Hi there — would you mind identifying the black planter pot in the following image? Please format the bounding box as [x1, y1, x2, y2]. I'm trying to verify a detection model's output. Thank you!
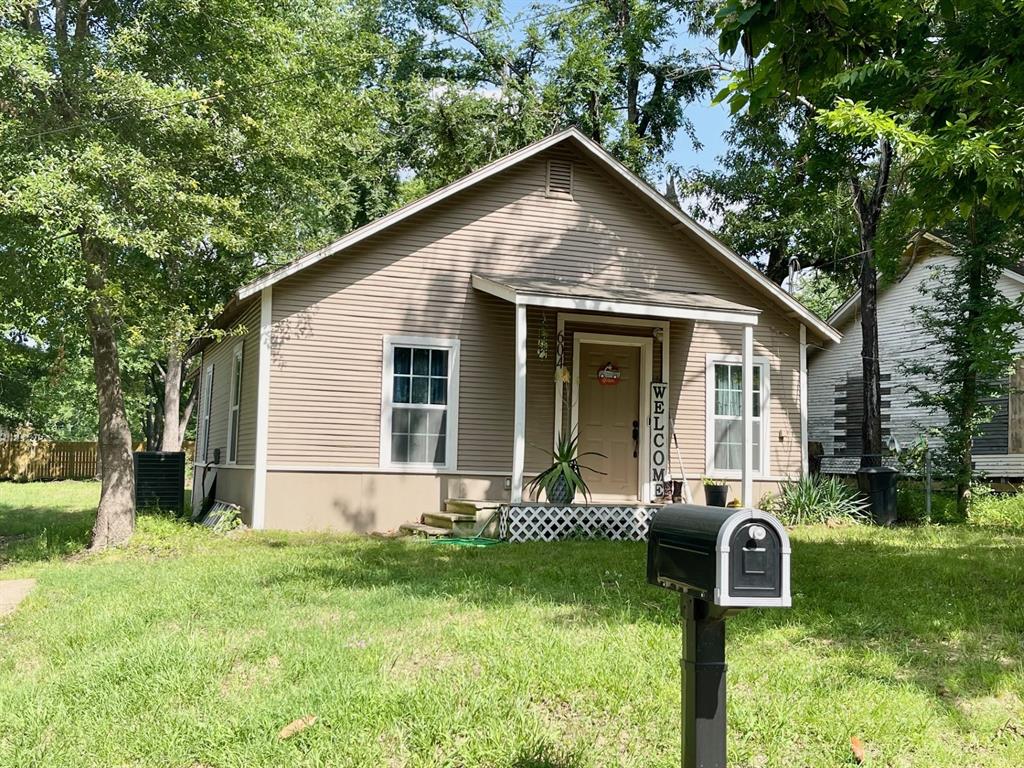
[704, 484, 729, 507]
[547, 474, 574, 504]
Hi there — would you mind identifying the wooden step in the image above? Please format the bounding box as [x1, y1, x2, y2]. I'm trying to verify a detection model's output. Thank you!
[399, 522, 450, 538]
[445, 498, 502, 515]
[423, 511, 475, 531]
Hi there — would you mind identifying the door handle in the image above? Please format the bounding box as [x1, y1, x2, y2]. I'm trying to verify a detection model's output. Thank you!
[632, 420, 639, 457]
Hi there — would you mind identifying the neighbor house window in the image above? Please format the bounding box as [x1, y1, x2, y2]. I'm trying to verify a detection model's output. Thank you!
[705, 355, 770, 475]
[381, 336, 460, 469]
[226, 344, 243, 463]
[199, 363, 214, 462]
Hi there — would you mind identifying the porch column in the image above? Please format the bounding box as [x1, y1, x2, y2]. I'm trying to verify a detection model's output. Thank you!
[511, 302, 527, 502]
[742, 323, 754, 507]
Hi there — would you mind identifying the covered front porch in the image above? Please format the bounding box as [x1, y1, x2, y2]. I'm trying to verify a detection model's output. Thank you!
[471, 274, 765, 509]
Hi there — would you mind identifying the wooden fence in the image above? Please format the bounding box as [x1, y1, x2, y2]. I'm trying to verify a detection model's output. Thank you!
[0, 441, 194, 482]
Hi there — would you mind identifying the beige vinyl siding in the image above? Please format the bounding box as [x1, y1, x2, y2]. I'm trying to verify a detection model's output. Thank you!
[199, 300, 260, 466]
[267, 144, 805, 481]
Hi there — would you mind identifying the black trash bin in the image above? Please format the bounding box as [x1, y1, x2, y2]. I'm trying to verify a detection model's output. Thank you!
[856, 466, 899, 525]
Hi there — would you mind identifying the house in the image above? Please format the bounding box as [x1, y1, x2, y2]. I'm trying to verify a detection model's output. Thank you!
[808, 233, 1024, 478]
[192, 128, 839, 534]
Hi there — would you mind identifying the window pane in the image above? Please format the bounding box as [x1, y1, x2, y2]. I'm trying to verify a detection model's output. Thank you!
[431, 435, 446, 464]
[408, 409, 429, 435]
[229, 419, 239, 461]
[413, 348, 430, 375]
[753, 367, 762, 418]
[411, 376, 429, 404]
[430, 377, 447, 405]
[394, 347, 411, 375]
[409, 433, 428, 463]
[232, 357, 243, 404]
[392, 408, 410, 434]
[392, 434, 409, 463]
[430, 349, 448, 377]
[714, 419, 742, 470]
[427, 410, 446, 436]
[393, 376, 410, 404]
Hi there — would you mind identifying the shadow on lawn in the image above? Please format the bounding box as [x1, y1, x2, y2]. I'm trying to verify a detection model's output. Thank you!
[0, 497, 96, 566]
[254, 529, 1024, 705]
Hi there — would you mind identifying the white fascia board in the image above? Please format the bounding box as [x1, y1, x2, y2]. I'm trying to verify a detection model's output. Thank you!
[518, 293, 759, 326]
[472, 275, 759, 325]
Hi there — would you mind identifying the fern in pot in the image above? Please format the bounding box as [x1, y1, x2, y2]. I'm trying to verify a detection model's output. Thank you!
[528, 432, 605, 504]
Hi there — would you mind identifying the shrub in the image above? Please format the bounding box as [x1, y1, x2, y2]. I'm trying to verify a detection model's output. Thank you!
[896, 482, 960, 524]
[968, 486, 1024, 530]
[763, 475, 870, 526]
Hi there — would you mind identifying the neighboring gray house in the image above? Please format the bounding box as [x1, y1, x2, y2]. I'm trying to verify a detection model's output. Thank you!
[808, 233, 1024, 479]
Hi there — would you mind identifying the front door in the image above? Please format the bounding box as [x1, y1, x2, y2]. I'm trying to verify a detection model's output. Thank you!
[577, 343, 641, 500]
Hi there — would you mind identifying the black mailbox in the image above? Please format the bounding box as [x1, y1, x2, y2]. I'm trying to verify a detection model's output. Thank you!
[647, 504, 791, 608]
[647, 505, 792, 768]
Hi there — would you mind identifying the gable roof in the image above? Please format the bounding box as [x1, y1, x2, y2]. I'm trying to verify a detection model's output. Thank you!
[236, 128, 839, 343]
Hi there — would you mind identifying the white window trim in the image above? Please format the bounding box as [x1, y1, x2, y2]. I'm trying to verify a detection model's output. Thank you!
[226, 342, 243, 465]
[199, 362, 214, 463]
[705, 353, 771, 479]
[379, 335, 461, 471]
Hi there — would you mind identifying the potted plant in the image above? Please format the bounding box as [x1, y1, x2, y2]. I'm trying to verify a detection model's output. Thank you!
[527, 432, 605, 504]
[702, 476, 729, 507]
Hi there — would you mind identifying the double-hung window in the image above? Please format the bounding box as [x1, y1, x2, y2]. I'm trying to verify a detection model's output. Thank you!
[381, 336, 460, 469]
[706, 354, 770, 475]
[226, 344, 243, 463]
[199, 363, 215, 462]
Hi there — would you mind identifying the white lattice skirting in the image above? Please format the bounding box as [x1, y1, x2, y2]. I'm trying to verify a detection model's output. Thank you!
[499, 504, 660, 542]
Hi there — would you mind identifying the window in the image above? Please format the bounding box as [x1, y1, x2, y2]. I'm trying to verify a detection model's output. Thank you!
[199, 363, 214, 462]
[381, 336, 460, 469]
[226, 344, 243, 463]
[706, 355, 770, 475]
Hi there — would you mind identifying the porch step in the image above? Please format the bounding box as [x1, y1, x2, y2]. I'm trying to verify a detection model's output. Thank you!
[399, 522, 450, 538]
[445, 498, 502, 515]
[423, 511, 476, 531]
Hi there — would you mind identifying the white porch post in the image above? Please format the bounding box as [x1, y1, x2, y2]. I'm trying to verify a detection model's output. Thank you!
[742, 323, 754, 507]
[511, 302, 527, 502]
[799, 323, 809, 477]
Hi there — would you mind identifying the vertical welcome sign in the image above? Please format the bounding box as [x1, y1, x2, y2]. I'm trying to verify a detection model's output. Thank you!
[650, 382, 669, 498]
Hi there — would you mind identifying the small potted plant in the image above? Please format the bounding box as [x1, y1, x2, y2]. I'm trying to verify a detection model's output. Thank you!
[702, 476, 729, 507]
[528, 432, 605, 504]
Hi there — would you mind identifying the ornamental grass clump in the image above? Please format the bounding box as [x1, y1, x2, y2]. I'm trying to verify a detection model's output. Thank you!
[764, 475, 870, 526]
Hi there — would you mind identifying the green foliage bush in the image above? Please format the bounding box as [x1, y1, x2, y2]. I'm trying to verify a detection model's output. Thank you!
[761, 475, 870, 526]
[968, 486, 1024, 530]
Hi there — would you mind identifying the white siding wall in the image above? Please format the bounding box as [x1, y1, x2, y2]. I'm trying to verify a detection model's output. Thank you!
[809, 252, 1024, 466]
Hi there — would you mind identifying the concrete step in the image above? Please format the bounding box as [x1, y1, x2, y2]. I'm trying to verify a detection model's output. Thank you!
[422, 511, 476, 531]
[399, 522, 450, 538]
[445, 498, 502, 515]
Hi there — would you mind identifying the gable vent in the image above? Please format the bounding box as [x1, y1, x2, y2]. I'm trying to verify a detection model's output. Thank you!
[546, 159, 574, 198]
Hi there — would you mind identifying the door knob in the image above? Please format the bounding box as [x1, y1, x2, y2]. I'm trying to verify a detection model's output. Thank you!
[632, 420, 639, 457]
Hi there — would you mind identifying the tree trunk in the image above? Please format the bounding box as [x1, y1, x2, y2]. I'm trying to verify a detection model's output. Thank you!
[956, 372, 976, 519]
[859, 245, 883, 466]
[851, 139, 893, 469]
[83, 237, 135, 550]
[160, 347, 183, 451]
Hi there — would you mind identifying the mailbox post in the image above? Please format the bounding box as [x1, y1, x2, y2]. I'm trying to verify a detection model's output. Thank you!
[648, 505, 791, 768]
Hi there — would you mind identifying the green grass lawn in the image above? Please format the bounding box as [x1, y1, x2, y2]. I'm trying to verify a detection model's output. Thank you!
[1, 482, 1022, 767]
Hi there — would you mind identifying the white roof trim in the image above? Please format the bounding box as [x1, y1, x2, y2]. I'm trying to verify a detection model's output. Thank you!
[471, 274, 759, 326]
[236, 128, 839, 342]
[827, 232, 986, 331]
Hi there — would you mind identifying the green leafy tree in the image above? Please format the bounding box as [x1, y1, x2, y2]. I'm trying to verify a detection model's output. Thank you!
[0, 0, 419, 547]
[904, 217, 1024, 518]
[681, 103, 861, 287]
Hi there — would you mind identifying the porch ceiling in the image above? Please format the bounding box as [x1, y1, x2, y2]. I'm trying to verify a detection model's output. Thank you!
[471, 274, 760, 325]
